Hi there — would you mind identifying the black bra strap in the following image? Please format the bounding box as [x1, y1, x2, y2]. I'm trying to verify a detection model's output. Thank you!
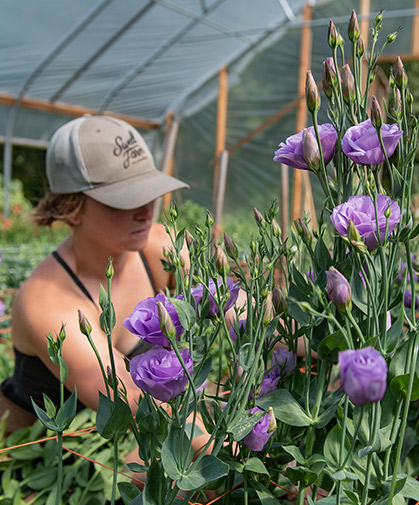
[52, 251, 96, 306]
[139, 250, 157, 295]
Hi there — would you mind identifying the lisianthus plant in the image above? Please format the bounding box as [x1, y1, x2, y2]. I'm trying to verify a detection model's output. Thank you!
[47, 10, 419, 505]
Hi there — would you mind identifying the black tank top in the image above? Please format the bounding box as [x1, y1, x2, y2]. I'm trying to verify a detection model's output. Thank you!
[1, 250, 157, 413]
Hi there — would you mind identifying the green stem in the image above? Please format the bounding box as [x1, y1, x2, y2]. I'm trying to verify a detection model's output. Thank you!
[346, 310, 366, 346]
[360, 403, 380, 505]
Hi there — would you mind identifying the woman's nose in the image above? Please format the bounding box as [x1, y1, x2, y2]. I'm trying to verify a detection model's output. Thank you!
[133, 202, 154, 220]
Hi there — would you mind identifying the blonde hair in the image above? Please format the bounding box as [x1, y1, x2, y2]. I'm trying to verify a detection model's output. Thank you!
[33, 192, 86, 226]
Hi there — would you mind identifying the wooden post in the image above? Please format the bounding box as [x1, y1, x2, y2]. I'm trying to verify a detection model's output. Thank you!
[213, 150, 229, 240]
[360, 0, 370, 96]
[153, 112, 179, 221]
[213, 66, 228, 208]
[291, 3, 317, 229]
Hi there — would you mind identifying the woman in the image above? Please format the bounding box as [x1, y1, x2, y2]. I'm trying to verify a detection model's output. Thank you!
[0, 114, 190, 435]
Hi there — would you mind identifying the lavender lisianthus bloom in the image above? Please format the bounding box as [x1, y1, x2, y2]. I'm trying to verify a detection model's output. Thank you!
[330, 194, 401, 250]
[338, 347, 387, 406]
[326, 267, 352, 311]
[229, 319, 246, 343]
[404, 290, 419, 310]
[123, 293, 183, 347]
[129, 347, 193, 402]
[243, 407, 276, 451]
[305, 270, 315, 283]
[0, 300, 5, 316]
[273, 123, 337, 171]
[272, 349, 297, 377]
[252, 372, 281, 399]
[342, 119, 403, 165]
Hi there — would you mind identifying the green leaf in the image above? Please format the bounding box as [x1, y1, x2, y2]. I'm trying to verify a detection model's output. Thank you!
[238, 342, 255, 372]
[125, 462, 148, 473]
[288, 283, 311, 327]
[317, 331, 348, 362]
[244, 457, 270, 475]
[55, 389, 77, 430]
[46, 333, 59, 365]
[286, 465, 318, 486]
[351, 271, 368, 314]
[42, 394, 57, 418]
[282, 445, 305, 465]
[257, 389, 312, 427]
[390, 372, 419, 401]
[99, 284, 108, 311]
[58, 355, 68, 383]
[192, 334, 211, 361]
[250, 479, 280, 504]
[177, 455, 229, 491]
[193, 356, 212, 390]
[118, 482, 142, 505]
[314, 393, 344, 428]
[161, 427, 193, 480]
[324, 424, 350, 472]
[96, 393, 132, 439]
[25, 466, 57, 490]
[175, 228, 185, 251]
[409, 221, 419, 240]
[314, 235, 333, 272]
[170, 297, 196, 331]
[385, 313, 404, 354]
[30, 399, 58, 432]
[143, 459, 166, 505]
[227, 409, 265, 441]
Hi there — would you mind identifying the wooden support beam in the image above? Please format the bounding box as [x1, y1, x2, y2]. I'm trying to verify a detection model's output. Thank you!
[359, 0, 370, 49]
[162, 112, 179, 210]
[213, 66, 228, 208]
[213, 150, 229, 240]
[292, 3, 316, 228]
[0, 92, 161, 130]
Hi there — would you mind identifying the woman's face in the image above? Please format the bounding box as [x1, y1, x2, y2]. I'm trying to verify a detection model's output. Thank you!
[76, 197, 155, 253]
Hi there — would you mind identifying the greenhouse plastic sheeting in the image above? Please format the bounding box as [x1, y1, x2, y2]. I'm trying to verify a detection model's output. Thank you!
[1, 0, 418, 222]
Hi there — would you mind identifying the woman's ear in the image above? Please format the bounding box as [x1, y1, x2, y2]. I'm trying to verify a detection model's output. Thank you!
[67, 210, 82, 226]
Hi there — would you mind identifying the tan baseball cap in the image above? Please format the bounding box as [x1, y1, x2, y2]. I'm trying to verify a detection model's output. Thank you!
[46, 115, 189, 209]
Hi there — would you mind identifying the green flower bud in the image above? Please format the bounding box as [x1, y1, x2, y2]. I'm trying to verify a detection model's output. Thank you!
[205, 210, 214, 227]
[347, 219, 360, 242]
[302, 128, 321, 171]
[356, 36, 365, 57]
[253, 207, 266, 227]
[263, 291, 274, 325]
[305, 71, 321, 114]
[394, 57, 408, 89]
[386, 31, 398, 44]
[371, 96, 383, 129]
[337, 34, 345, 48]
[105, 258, 114, 279]
[388, 73, 395, 89]
[224, 232, 238, 259]
[341, 64, 356, 105]
[157, 301, 176, 340]
[78, 310, 92, 337]
[294, 217, 312, 244]
[328, 20, 338, 49]
[267, 407, 277, 433]
[272, 218, 281, 239]
[375, 11, 383, 30]
[348, 10, 360, 42]
[272, 286, 287, 314]
[214, 245, 229, 275]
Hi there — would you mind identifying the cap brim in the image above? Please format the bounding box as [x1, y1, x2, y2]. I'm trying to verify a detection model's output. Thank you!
[82, 170, 189, 209]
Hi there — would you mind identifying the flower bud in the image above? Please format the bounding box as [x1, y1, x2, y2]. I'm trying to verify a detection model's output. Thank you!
[388, 73, 395, 89]
[169, 205, 178, 222]
[371, 96, 383, 129]
[393, 88, 402, 115]
[337, 33, 345, 48]
[205, 210, 214, 227]
[347, 219, 361, 243]
[305, 71, 320, 114]
[157, 301, 176, 340]
[224, 232, 238, 259]
[105, 258, 114, 279]
[267, 407, 277, 433]
[253, 208, 266, 227]
[341, 64, 356, 105]
[322, 61, 333, 99]
[384, 204, 392, 219]
[328, 20, 338, 49]
[272, 218, 281, 239]
[184, 229, 196, 250]
[352, 240, 368, 254]
[214, 245, 229, 275]
[294, 217, 312, 244]
[272, 286, 287, 314]
[326, 267, 352, 312]
[263, 291, 274, 325]
[78, 310, 92, 337]
[356, 36, 365, 57]
[375, 11, 383, 30]
[394, 57, 408, 89]
[348, 10, 360, 42]
[386, 31, 398, 44]
[302, 128, 321, 171]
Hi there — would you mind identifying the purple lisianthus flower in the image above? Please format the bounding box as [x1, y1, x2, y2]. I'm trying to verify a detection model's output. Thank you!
[183, 277, 240, 318]
[338, 347, 387, 406]
[272, 349, 297, 377]
[229, 319, 246, 343]
[253, 372, 281, 399]
[305, 270, 315, 283]
[129, 347, 193, 402]
[0, 300, 5, 316]
[243, 407, 276, 451]
[330, 194, 401, 250]
[123, 293, 183, 347]
[273, 123, 337, 171]
[342, 119, 403, 165]
[404, 290, 419, 310]
[326, 267, 352, 310]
